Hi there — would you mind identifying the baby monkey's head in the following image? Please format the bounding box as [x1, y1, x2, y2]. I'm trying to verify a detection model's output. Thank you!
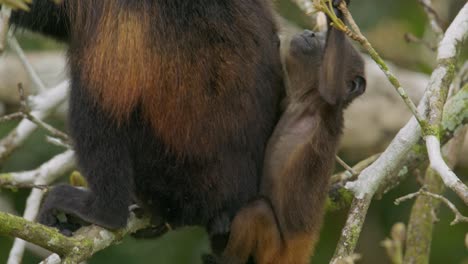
[285, 29, 366, 108]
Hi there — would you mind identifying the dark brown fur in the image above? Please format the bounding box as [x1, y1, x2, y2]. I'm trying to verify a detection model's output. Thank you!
[12, 1, 284, 257]
[67, 1, 278, 156]
[218, 1, 366, 263]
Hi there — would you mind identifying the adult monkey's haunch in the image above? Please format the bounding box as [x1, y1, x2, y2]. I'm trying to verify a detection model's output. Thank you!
[218, 0, 366, 263]
[9, 0, 284, 257]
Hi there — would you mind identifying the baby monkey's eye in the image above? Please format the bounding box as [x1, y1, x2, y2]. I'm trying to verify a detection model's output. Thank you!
[350, 76, 366, 95]
[274, 34, 281, 48]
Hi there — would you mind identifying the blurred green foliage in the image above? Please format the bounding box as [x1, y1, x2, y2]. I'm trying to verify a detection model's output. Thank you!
[1, 0, 467, 263]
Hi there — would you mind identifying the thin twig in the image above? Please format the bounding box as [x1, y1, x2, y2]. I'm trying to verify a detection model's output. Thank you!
[381, 223, 405, 264]
[404, 33, 437, 51]
[8, 36, 47, 92]
[17, 83, 70, 141]
[0, 112, 24, 123]
[418, 0, 445, 39]
[46, 136, 72, 149]
[0, 6, 12, 54]
[335, 155, 357, 176]
[1, 183, 49, 190]
[426, 136, 468, 205]
[395, 189, 468, 225]
[0, 81, 68, 162]
[22, 111, 69, 141]
[330, 153, 380, 185]
[0, 150, 75, 188]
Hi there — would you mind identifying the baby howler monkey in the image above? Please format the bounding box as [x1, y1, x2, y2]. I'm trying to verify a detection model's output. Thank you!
[217, 0, 366, 263]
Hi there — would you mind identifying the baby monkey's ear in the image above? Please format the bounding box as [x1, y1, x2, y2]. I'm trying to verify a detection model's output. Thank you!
[318, 26, 348, 105]
[318, 0, 352, 105]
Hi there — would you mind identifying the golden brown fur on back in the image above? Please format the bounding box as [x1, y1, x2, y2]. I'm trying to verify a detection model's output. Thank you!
[71, 2, 152, 121]
[68, 0, 277, 157]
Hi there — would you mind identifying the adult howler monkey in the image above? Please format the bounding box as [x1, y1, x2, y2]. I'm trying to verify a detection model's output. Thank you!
[10, 0, 283, 253]
[216, 0, 366, 263]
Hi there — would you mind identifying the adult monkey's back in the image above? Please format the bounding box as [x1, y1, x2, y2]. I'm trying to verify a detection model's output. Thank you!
[11, 0, 284, 255]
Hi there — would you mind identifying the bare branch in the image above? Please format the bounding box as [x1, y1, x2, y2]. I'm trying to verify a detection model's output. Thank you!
[39, 214, 151, 264]
[381, 223, 405, 264]
[8, 36, 47, 92]
[332, 197, 370, 263]
[404, 33, 437, 51]
[426, 136, 468, 204]
[418, 0, 445, 39]
[404, 125, 466, 263]
[1, 202, 151, 264]
[0, 112, 23, 123]
[335, 155, 358, 177]
[5, 150, 75, 264]
[0, 6, 11, 53]
[0, 150, 75, 187]
[395, 189, 468, 225]
[17, 83, 70, 141]
[0, 80, 69, 163]
[423, 3, 468, 205]
[0, 212, 84, 256]
[330, 3, 468, 260]
[330, 153, 380, 185]
[46, 136, 72, 149]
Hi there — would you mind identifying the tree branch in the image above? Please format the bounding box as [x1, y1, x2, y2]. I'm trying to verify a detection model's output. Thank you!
[395, 189, 468, 225]
[418, 0, 445, 39]
[403, 126, 466, 264]
[0, 150, 75, 187]
[0, 80, 69, 163]
[424, 3, 468, 205]
[8, 36, 47, 93]
[0, 5, 11, 53]
[330, 3, 468, 261]
[330, 154, 380, 185]
[426, 136, 468, 204]
[0, 212, 85, 256]
[4, 150, 75, 264]
[381, 223, 405, 264]
[0, 210, 151, 264]
[16, 83, 70, 143]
